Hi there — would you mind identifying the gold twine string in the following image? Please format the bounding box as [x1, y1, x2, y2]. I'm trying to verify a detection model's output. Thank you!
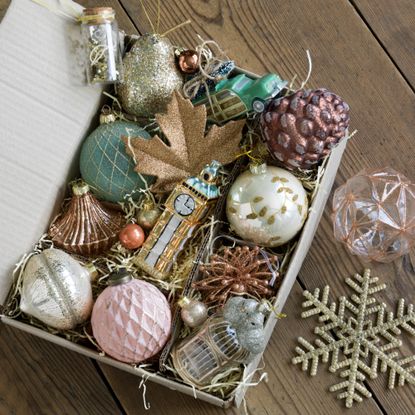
[182, 37, 231, 100]
[161, 20, 192, 37]
[139, 0, 155, 33]
[138, 374, 151, 410]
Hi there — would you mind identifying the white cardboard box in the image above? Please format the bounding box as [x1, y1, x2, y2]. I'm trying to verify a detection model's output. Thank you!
[0, 0, 347, 407]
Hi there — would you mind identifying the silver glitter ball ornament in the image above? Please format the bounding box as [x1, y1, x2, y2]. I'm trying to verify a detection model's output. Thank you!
[179, 297, 208, 328]
[118, 34, 183, 117]
[20, 248, 94, 330]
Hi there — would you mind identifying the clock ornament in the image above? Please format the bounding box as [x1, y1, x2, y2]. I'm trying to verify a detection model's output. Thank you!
[134, 161, 222, 280]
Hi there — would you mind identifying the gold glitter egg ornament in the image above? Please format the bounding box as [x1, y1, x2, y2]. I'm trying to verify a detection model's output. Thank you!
[20, 248, 94, 330]
[226, 164, 308, 246]
[118, 34, 183, 117]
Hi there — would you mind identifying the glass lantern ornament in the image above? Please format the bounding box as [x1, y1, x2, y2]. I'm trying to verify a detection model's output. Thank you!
[80, 7, 123, 84]
[171, 297, 267, 388]
[20, 248, 94, 330]
[332, 167, 415, 262]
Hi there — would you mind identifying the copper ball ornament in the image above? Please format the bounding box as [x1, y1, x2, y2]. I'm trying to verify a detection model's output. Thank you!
[261, 88, 350, 169]
[119, 223, 145, 249]
[178, 50, 199, 74]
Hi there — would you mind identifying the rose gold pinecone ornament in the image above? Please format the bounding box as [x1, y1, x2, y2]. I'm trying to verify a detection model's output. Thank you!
[260, 89, 350, 169]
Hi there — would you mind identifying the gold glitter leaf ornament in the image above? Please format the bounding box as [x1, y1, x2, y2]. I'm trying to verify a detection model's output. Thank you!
[292, 269, 415, 408]
[123, 91, 245, 193]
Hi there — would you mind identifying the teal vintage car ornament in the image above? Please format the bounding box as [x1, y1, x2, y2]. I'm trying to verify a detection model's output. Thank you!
[193, 73, 287, 124]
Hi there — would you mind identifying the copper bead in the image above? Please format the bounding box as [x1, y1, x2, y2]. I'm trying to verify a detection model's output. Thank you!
[178, 50, 199, 74]
[119, 223, 145, 250]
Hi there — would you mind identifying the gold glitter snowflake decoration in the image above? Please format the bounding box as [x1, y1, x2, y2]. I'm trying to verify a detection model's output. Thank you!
[193, 245, 279, 307]
[292, 269, 415, 408]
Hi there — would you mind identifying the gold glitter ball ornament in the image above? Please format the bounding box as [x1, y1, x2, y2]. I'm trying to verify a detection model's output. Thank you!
[118, 34, 183, 118]
[226, 164, 308, 246]
[136, 200, 162, 231]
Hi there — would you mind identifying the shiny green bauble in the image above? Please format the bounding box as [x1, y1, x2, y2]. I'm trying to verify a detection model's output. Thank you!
[80, 121, 154, 203]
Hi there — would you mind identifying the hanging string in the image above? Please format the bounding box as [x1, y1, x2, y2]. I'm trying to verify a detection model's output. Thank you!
[138, 374, 151, 410]
[161, 20, 192, 37]
[183, 38, 230, 100]
[138, 0, 155, 33]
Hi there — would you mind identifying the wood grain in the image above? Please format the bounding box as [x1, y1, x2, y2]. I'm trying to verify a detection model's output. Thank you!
[99, 283, 384, 415]
[0, 324, 122, 415]
[352, 0, 415, 89]
[1, 0, 415, 414]
[106, 0, 415, 412]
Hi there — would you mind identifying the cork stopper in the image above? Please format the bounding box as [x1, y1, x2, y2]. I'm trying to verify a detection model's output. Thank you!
[81, 7, 115, 24]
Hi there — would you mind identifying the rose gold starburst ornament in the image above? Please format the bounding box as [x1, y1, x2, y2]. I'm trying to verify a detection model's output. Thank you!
[332, 167, 415, 263]
[91, 269, 172, 363]
[193, 245, 279, 307]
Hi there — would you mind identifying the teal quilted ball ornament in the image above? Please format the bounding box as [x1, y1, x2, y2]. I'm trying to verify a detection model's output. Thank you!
[80, 119, 154, 203]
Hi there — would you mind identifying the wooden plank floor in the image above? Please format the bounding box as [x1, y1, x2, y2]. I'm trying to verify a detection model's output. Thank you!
[1, 0, 415, 414]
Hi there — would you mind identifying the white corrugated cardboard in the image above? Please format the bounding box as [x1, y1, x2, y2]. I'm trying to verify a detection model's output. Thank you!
[0, 0, 347, 407]
[0, 0, 103, 304]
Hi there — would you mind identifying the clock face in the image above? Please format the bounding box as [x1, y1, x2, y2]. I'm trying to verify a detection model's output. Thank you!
[174, 193, 196, 216]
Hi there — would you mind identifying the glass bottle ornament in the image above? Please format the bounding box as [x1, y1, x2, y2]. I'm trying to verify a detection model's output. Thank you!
[91, 269, 172, 363]
[49, 181, 125, 256]
[80, 7, 123, 84]
[20, 248, 95, 330]
[178, 297, 208, 328]
[172, 297, 267, 388]
[332, 167, 415, 262]
[118, 33, 183, 117]
[226, 164, 308, 247]
[79, 112, 154, 203]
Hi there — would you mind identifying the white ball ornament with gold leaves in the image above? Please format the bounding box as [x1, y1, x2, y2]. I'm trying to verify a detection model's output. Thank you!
[226, 164, 308, 247]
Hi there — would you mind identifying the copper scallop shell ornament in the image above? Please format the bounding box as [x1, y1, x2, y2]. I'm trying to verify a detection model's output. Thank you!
[49, 181, 125, 256]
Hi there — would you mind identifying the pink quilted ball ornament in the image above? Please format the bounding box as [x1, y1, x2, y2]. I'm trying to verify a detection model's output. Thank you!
[91, 269, 172, 363]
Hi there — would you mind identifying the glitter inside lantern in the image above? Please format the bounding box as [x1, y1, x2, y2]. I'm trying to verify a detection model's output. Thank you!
[332, 167, 415, 262]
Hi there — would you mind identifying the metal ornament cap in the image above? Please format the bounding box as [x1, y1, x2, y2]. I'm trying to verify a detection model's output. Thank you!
[226, 165, 308, 246]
